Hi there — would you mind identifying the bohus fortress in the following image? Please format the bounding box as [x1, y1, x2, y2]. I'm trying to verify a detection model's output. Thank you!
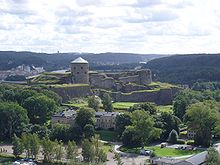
[28, 57, 180, 105]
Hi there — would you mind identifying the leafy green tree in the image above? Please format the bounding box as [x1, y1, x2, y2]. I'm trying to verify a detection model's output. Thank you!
[2, 89, 16, 102]
[121, 126, 141, 147]
[82, 139, 95, 162]
[12, 134, 24, 157]
[23, 95, 57, 124]
[130, 110, 161, 147]
[75, 107, 95, 129]
[129, 102, 157, 115]
[50, 124, 70, 142]
[0, 102, 29, 140]
[29, 134, 40, 159]
[102, 93, 113, 112]
[41, 137, 56, 163]
[185, 101, 220, 146]
[206, 147, 220, 165]
[92, 135, 107, 163]
[21, 133, 32, 157]
[88, 95, 100, 111]
[84, 124, 95, 139]
[66, 140, 77, 160]
[54, 140, 64, 161]
[167, 129, 178, 144]
[156, 112, 180, 140]
[115, 113, 132, 138]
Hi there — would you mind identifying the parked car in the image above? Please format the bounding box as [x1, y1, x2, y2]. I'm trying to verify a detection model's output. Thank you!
[140, 149, 153, 156]
[12, 158, 36, 165]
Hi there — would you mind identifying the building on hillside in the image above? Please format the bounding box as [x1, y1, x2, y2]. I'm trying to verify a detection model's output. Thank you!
[95, 112, 119, 130]
[51, 109, 76, 125]
[150, 151, 207, 165]
[51, 110, 120, 130]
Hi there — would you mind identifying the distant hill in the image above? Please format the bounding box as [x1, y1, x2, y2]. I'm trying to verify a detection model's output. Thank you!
[0, 51, 166, 71]
[145, 54, 220, 85]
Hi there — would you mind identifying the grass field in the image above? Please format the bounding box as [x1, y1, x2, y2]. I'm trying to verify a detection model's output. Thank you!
[157, 105, 173, 113]
[120, 146, 202, 157]
[96, 130, 118, 142]
[112, 102, 139, 110]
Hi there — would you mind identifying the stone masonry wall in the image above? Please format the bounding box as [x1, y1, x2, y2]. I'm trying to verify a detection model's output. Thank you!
[50, 85, 91, 102]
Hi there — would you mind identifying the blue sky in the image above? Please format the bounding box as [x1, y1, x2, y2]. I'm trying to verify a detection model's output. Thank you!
[0, 0, 220, 54]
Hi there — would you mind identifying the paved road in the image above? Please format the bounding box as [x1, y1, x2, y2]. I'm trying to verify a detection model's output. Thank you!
[105, 142, 149, 165]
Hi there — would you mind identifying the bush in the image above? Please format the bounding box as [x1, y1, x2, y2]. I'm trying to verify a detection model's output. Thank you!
[186, 140, 194, 145]
[176, 139, 185, 144]
[167, 130, 178, 144]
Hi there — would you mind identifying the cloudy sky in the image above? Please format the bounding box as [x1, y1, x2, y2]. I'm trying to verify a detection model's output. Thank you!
[0, 0, 220, 54]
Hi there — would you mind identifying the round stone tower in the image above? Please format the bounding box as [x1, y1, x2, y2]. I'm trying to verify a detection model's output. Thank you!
[138, 69, 152, 85]
[70, 57, 89, 84]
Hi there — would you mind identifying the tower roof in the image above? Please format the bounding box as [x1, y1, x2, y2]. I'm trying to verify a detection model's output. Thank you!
[71, 57, 88, 64]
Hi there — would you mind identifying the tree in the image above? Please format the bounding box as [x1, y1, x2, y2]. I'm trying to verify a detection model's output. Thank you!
[50, 124, 70, 142]
[88, 95, 100, 111]
[102, 93, 113, 112]
[129, 102, 157, 115]
[12, 134, 24, 157]
[82, 139, 95, 162]
[92, 135, 107, 163]
[206, 147, 220, 165]
[115, 113, 132, 138]
[66, 141, 77, 160]
[167, 129, 178, 143]
[84, 124, 95, 139]
[121, 126, 141, 148]
[0, 102, 29, 140]
[29, 134, 40, 159]
[130, 110, 161, 147]
[23, 95, 57, 124]
[54, 140, 64, 162]
[75, 107, 95, 130]
[41, 137, 56, 163]
[185, 101, 220, 146]
[156, 112, 180, 140]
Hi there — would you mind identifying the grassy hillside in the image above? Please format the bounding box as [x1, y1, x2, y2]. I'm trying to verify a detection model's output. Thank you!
[145, 54, 220, 85]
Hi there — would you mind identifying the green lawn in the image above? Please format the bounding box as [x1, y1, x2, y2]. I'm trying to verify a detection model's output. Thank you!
[112, 102, 139, 110]
[102, 142, 114, 153]
[120, 146, 202, 157]
[0, 154, 15, 164]
[157, 105, 173, 113]
[63, 103, 88, 108]
[96, 130, 118, 142]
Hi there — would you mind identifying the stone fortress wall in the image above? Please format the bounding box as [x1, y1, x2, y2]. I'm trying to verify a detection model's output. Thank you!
[89, 69, 152, 90]
[31, 57, 181, 105]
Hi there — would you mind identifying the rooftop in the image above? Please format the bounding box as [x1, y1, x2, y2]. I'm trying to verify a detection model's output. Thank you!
[53, 109, 76, 118]
[71, 57, 88, 64]
[95, 112, 119, 117]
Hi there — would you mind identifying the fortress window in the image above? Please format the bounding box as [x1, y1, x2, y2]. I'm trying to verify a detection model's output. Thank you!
[81, 67, 83, 69]
[85, 72, 87, 74]
[77, 72, 79, 74]
[74, 67, 76, 69]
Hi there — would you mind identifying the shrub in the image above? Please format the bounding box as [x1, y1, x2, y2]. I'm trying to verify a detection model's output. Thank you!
[167, 129, 178, 144]
[176, 139, 185, 144]
[186, 140, 194, 145]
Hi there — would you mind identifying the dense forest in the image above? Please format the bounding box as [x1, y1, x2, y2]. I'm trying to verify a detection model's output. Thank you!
[145, 54, 220, 85]
[0, 51, 164, 71]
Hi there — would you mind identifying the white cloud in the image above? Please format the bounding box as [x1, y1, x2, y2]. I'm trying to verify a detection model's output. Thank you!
[0, 0, 220, 54]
